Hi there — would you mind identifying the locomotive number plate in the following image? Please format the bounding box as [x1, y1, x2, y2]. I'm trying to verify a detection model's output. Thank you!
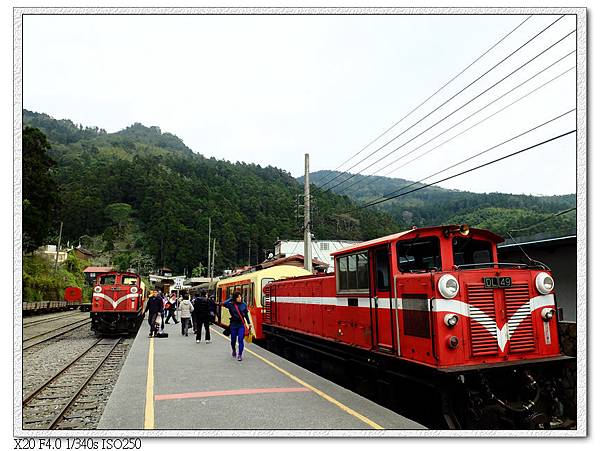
[483, 277, 512, 288]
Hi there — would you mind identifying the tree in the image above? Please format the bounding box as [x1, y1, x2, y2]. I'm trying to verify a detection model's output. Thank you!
[104, 203, 133, 230]
[22, 127, 60, 252]
[191, 262, 206, 277]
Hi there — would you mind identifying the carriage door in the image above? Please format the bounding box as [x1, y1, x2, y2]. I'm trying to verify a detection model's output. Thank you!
[371, 246, 394, 351]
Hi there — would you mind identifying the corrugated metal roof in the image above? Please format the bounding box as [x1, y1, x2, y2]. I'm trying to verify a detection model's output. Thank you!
[83, 266, 114, 273]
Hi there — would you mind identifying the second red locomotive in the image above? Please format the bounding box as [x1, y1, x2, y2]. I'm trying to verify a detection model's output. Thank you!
[260, 225, 572, 429]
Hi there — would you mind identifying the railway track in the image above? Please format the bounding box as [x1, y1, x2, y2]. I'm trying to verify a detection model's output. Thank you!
[24, 311, 83, 329]
[23, 337, 124, 430]
[23, 318, 92, 350]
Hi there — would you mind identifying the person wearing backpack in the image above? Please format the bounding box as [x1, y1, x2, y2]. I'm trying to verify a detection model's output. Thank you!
[223, 291, 252, 361]
[193, 290, 212, 343]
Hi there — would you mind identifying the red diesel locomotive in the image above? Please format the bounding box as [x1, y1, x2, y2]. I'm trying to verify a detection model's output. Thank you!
[90, 272, 147, 334]
[261, 225, 573, 429]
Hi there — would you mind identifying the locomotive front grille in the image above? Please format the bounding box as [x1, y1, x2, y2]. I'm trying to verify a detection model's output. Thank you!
[504, 283, 536, 353]
[467, 284, 498, 357]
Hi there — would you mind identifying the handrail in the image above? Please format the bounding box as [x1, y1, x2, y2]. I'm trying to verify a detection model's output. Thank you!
[453, 262, 539, 270]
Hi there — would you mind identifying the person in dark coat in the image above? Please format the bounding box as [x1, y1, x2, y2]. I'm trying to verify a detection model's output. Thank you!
[193, 290, 212, 343]
[144, 290, 164, 337]
[223, 291, 252, 361]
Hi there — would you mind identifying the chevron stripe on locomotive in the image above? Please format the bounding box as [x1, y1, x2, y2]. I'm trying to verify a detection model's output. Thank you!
[258, 225, 573, 429]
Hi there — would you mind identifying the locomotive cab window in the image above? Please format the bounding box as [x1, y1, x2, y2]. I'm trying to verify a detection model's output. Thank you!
[452, 237, 493, 267]
[337, 252, 369, 293]
[397, 237, 441, 272]
[375, 248, 390, 290]
[122, 276, 138, 285]
[98, 274, 116, 285]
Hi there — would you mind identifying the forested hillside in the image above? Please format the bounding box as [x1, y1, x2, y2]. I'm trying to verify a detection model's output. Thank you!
[303, 170, 576, 238]
[23, 111, 398, 274]
[24, 110, 576, 276]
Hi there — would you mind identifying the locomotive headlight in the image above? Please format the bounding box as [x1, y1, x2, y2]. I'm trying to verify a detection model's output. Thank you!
[535, 272, 554, 294]
[130, 286, 138, 294]
[541, 307, 555, 322]
[438, 275, 459, 299]
[93, 286, 102, 293]
[444, 313, 459, 327]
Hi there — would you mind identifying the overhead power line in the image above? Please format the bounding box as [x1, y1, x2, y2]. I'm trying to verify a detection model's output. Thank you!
[346, 128, 576, 212]
[365, 108, 575, 205]
[509, 207, 576, 233]
[313, 15, 533, 188]
[328, 24, 574, 194]
[337, 53, 576, 195]
[321, 15, 566, 192]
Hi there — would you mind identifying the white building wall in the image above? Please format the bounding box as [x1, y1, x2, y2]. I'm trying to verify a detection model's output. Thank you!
[274, 240, 358, 272]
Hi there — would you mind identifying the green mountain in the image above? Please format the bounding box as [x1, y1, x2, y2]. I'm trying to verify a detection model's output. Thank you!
[23, 110, 399, 274]
[301, 170, 576, 238]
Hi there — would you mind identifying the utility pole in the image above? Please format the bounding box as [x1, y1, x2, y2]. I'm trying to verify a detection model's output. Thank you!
[211, 238, 216, 281]
[248, 240, 251, 266]
[304, 154, 313, 273]
[207, 217, 211, 278]
[54, 221, 63, 271]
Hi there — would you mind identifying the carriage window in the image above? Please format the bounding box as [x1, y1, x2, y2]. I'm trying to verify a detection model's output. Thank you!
[337, 252, 369, 292]
[453, 237, 493, 267]
[241, 284, 250, 304]
[397, 237, 441, 272]
[122, 276, 138, 285]
[248, 282, 255, 307]
[98, 275, 116, 285]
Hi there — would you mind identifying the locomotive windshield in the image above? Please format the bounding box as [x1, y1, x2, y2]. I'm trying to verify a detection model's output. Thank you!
[98, 274, 116, 285]
[122, 275, 138, 285]
[452, 237, 493, 267]
[396, 237, 441, 272]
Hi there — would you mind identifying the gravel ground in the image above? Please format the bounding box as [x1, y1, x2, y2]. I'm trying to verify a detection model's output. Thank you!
[22, 314, 135, 429]
[23, 327, 99, 395]
[23, 312, 90, 342]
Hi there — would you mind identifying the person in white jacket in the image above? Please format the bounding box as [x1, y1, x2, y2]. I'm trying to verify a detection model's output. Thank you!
[178, 295, 194, 336]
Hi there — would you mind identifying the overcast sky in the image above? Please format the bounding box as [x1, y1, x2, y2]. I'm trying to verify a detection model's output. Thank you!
[23, 13, 576, 196]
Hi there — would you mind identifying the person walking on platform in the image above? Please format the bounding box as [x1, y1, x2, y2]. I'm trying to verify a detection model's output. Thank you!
[144, 290, 163, 337]
[223, 291, 252, 361]
[178, 294, 194, 336]
[165, 292, 179, 324]
[193, 290, 212, 344]
[191, 293, 198, 335]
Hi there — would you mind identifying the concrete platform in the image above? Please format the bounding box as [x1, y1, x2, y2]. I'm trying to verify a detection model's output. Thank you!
[98, 318, 425, 431]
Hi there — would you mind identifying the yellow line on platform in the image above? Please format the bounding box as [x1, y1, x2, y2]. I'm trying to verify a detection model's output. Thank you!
[211, 327, 383, 430]
[144, 337, 155, 429]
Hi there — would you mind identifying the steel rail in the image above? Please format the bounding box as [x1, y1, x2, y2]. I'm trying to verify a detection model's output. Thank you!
[47, 338, 122, 429]
[23, 319, 92, 350]
[23, 311, 84, 328]
[23, 338, 104, 404]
